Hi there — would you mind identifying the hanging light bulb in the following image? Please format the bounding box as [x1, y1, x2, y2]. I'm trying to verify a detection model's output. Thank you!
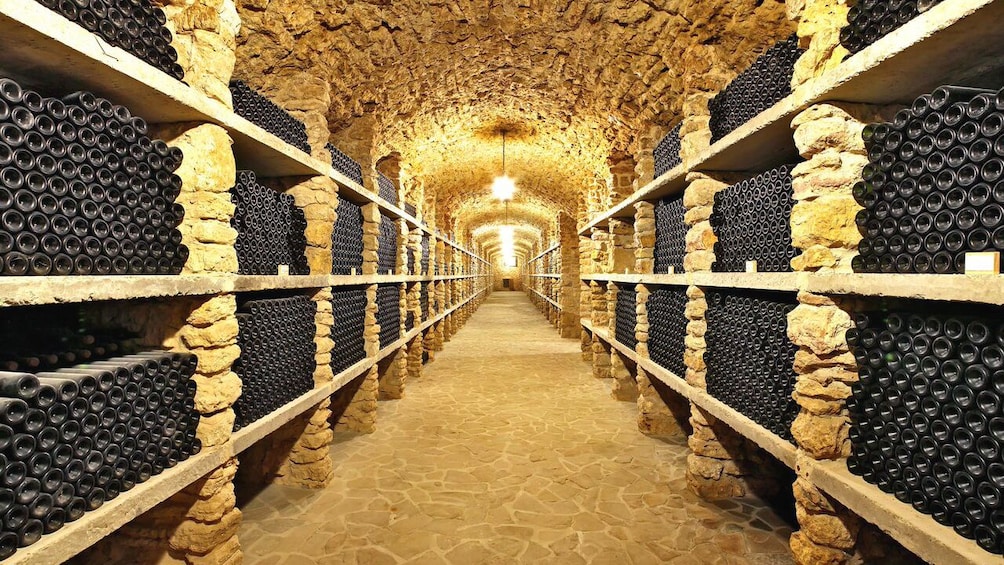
[491, 131, 516, 201]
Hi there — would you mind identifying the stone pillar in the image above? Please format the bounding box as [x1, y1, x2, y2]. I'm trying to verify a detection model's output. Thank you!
[682, 172, 731, 273]
[407, 335, 424, 380]
[591, 334, 611, 380]
[159, 0, 240, 107]
[590, 228, 611, 274]
[361, 204, 380, 275]
[632, 124, 661, 188]
[330, 115, 378, 191]
[608, 219, 635, 274]
[589, 281, 607, 330]
[558, 212, 580, 338]
[378, 347, 407, 400]
[610, 351, 639, 402]
[580, 330, 592, 362]
[423, 328, 437, 364]
[151, 123, 238, 275]
[634, 201, 656, 274]
[787, 0, 851, 90]
[331, 365, 378, 434]
[635, 284, 651, 358]
[636, 367, 690, 437]
[274, 176, 337, 274]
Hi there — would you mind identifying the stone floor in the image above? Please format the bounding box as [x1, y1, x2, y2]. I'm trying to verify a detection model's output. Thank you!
[238, 292, 796, 564]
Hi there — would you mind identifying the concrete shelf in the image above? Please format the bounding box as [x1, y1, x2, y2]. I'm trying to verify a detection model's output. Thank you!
[584, 320, 797, 469]
[528, 244, 561, 264]
[808, 460, 997, 565]
[580, 272, 1004, 305]
[528, 288, 561, 310]
[528, 274, 561, 279]
[578, 164, 687, 235]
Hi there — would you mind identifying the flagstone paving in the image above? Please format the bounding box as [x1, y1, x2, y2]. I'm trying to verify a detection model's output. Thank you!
[238, 292, 795, 564]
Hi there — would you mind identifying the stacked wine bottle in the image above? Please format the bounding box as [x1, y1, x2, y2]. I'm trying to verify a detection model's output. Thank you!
[230, 170, 309, 275]
[404, 202, 418, 218]
[377, 214, 398, 275]
[854, 85, 1004, 274]
[654, 123, 683, 178]
[711, 164, 799, 273]
[841, 0, 944, 55]
[377, 284, 401, 349]
[330, 288, 367, 374]
[705, 289, 799, 440]
[33, 0, 183, 80]
[420, 283, 430, 321]
[233, 296, 316, 430]
[615, 285, 638, 350]
[709, 35, 803, 143]
[0, 349, 201, 557]
[654, 196, 687, 274]
[0, 79, 188, 276]
[377, 173, 398, 207]
[331, 195, 364, 275]
[229, 81, 310, 154]
[847, 305, 1004, 554]
[325, 143, 364, 187]
[647, 287, 689, 378]
[405, 284, 416, 331]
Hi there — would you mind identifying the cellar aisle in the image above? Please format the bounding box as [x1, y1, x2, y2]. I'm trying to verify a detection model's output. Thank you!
[238, 292, 795, 564]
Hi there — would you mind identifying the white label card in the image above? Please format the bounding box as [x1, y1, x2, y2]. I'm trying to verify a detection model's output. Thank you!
[964, 252, 1001, 275]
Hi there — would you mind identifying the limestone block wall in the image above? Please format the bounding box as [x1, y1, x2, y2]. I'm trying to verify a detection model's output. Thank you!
[378, 348, 407, 400]
[150, 123, 239, 275]
[787, 0, 850, 89]
[610, 351, 638, 402]
[608, 219, 635, 274]
[157, 0, 241, 107]
[590, 228, 611, 275]
[634, 201, 656, 274]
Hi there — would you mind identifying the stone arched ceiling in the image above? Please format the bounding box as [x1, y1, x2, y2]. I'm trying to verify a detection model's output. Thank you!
[235, 0, 792, 255]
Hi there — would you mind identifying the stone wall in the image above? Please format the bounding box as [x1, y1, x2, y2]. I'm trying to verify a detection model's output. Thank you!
[157, 0, 241, 107]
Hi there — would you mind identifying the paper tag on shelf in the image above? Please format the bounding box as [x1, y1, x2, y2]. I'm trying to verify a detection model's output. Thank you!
[278, 265, 290, 276]
[745, 260, 758, 273]
[964, 252, 1000, 274]
[350, 268, 357, 275]
[667, 266, 675, 274]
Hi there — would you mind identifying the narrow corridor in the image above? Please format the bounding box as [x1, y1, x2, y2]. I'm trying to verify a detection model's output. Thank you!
[238, 292, 795, 564]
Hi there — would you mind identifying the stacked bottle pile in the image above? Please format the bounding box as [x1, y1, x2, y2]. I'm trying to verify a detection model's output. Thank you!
[230, 171, 308, 275]
[711, 164, 799, 273]
[854, 85, 1004, 274]
[325, 143, 363, 187]
[841, 0, 944, 55]
[405, 284, 416, 331]
[654, 196, 687, 274]
[377, 214, 398, 275]
[654, 123, 683, 178]
[233, 296, 316, 430]
[0, 350, 201, 557]
[377, 284, 401, 349]
[647, 287, 689, 377]
[420, 283, 430, 321]
[331, 195, 364, 275]
[615, 285, 638, 350]
[0, 80, 189, 276]
[229, 81, 310, 154]
[404, 202, 417, 218]
[33, 0, 183, 80]
[421, 236, 431, 275]
[377, 173, 398, 207]
[330, 288, 367, 374]
[709, 35, 803, 143]
[847, 305, 1004, 554]
[705, 289, 799, 440]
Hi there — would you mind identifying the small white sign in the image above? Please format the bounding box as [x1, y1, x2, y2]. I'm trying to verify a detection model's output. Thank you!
[350, 268, 357, 275]
[668, 266, 675, 274]
[278, 265, 290, 276]
[745, 260, 758, 273]
[964, 252, 1001, 275]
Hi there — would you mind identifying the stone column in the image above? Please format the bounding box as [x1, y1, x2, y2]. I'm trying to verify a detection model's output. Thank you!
[423, 328, 437, 364]
[591, 334, 611, 381]
[558, 212, 580, 338]
[361, 204, 381, 275]
[407, 334, 424, 380]
[159, 0, 240, 108]
[580, 331, 592, 362]
[274, 176, 337, 274]
[378, 348, 407, 400]
[610, 351, 639, 402]
[608, 219, 635, 274]
[787, 0, 851, 90]
[785, 102, 895, 563]
[590, 228, 611, 274]
[634, 201, 656, 274]
[636, 366, 691, 437]
[635, 284, 651, 358]
[331, 366, 378, 434]
[151, 123, 239, 275]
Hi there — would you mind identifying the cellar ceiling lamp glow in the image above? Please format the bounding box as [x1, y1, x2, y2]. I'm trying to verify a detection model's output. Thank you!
[491, 131, 516, 201]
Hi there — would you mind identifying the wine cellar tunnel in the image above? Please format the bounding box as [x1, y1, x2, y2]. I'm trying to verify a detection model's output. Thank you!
[0, 0, 1003, 564]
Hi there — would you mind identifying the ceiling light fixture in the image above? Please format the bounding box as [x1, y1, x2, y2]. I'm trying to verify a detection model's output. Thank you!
[491, 131, 516, 202]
